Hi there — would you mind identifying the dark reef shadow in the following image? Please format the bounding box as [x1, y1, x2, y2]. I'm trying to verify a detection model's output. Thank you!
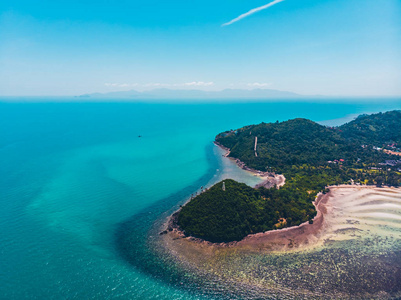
[114, 142, 221, 284]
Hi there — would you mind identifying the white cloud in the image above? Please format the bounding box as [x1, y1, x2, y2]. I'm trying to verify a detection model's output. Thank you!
[105, 83, 139, 88]
[104, 81, 214, 89]
[143, 83, 171, 87]
[184, 81, 214, 87]
[247, 82, 272, 88]
[222, 0, 285, 26]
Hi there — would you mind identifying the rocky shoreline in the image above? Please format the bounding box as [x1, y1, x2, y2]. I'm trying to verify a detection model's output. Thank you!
[162, 185, 328, 249]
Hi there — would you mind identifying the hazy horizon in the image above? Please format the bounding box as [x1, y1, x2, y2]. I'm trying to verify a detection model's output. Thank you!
[2, 88, 401, 100]
[1, 0, 400, 98]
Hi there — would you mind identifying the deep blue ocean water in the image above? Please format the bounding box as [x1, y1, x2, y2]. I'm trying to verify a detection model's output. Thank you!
[1, 99, 401, 299]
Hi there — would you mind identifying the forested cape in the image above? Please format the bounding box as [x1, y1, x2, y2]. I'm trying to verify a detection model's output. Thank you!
[177, 111, 401, 243]
[177, 179, 315, 243]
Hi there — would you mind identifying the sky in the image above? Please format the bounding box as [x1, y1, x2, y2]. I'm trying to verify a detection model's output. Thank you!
[0, 0, 400, 97]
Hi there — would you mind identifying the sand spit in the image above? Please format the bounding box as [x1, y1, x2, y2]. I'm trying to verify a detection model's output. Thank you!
[214, 142, 286, 189]
[322, 186, 401, 241]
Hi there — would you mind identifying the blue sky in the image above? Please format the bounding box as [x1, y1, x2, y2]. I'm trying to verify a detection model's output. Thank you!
[0, 0, 400, 96]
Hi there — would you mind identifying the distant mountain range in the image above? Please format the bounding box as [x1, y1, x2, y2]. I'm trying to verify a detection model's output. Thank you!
[79, 88, 303, 100]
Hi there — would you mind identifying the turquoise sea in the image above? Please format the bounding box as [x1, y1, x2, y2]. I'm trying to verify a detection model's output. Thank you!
[1, 99, 401, 299]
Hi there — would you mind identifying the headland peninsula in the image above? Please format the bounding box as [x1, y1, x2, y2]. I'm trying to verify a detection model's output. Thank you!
[158, 110, 401, 299]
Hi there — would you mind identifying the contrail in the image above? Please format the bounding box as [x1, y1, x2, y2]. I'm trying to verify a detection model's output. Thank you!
[222, 0, 285, 26]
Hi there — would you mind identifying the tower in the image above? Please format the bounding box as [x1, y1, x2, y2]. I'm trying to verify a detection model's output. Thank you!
[222, 181, 226, 191]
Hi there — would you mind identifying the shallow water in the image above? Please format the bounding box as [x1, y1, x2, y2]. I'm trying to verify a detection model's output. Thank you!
[1, 99, 401, 299]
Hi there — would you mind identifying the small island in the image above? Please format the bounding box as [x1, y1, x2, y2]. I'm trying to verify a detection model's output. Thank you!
[172, 110, 401, 244]
[176, 179, 316, 243]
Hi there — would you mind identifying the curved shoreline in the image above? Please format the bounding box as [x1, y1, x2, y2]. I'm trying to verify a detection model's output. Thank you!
[214, 141, 286, 189]
[162, 142, 401, 252]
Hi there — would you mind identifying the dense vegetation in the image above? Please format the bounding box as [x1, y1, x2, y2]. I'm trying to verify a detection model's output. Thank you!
[177, 111, 401, 243]
[216, 111, 401, 174]
[177, 179, 316, 243]
[339, 111, 401, 145]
